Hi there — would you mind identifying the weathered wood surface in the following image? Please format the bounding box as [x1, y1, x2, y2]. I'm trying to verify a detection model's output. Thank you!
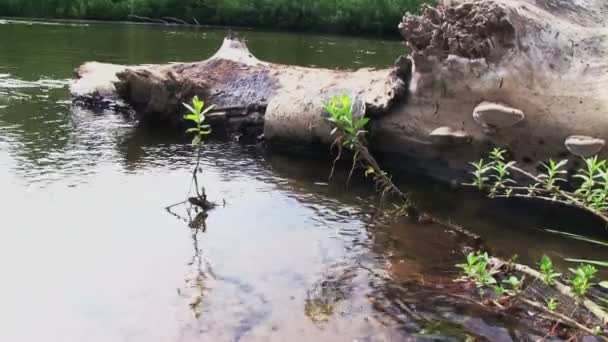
[72, 0, 608, 181]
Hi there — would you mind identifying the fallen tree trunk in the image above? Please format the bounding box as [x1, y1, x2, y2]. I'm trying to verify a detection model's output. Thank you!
[71, 0, 608, 182]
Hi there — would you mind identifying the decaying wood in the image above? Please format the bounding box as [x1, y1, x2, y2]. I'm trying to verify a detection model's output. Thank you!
[378, 0, 608, 179]
[72, 37, 407, 144]
[72, 0, 608, 182]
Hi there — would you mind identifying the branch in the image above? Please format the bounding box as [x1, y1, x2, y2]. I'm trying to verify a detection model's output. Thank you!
[509, 166, 607, 221]
[517, 297, 607, 339]
[492, 193, 608, 225]
[128, 15, 168, 25]
[490, 257, 608, 325]
[162, 17, 189, 25]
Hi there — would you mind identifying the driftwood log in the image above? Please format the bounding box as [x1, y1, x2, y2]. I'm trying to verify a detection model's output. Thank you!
[71, 0, 608, 182]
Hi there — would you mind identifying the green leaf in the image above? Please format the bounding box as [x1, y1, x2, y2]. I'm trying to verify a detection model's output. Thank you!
[194, 99, 204, 113]
[186, 128, 199, 133]
[183, 102, 196, 115]
[183, 114, 199, 123]
[201, 104, 216, 115]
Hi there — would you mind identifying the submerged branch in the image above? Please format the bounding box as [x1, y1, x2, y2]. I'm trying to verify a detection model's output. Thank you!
[510, 166, 608, 225]
[490, 257, 608, 325]
[517, 297, 606, 338]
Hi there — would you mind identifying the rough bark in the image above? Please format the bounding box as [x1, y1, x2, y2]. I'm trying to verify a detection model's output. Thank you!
[71, 0, 608, 181]
[379, 0, 608, 179]
[72, 38, 408, 144]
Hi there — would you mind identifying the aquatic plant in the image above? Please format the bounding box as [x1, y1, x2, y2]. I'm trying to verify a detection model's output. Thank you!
[183, 96, 213, 201]
[546, 298, 559, 312]
[539, 255, 561, 286]
[502, 276, 523, 295]
[323, 94, 414, 214]
[570, 264, 598, 297]
[542, 229, 608, 289]
[466, 148, 608, 225]
[166, 96, 215, 215]
[456, 252, 498, 288]
[183, 95, 213, 146]
[455, 253, 608, 337]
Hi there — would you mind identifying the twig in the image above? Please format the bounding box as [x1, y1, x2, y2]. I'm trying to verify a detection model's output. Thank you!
[490, 257, 608, 324]
[518, 297, 607, 339]
[165, 199, 189, 210]
[509, 166, 608, 225]
[192, 18, 200, 26]
[492, 193, 608, 224]
[162, 17, 189, 25]
[128, 15, 168, 25]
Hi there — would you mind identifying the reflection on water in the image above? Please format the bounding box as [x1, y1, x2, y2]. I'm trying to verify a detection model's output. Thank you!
[1, 19, 607, 342]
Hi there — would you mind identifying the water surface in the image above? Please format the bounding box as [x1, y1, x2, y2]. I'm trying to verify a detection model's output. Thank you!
[1, 20, 606, 342]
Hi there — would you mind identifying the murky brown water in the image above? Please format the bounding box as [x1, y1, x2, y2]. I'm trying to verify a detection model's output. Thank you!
[1, 19, 607, 342]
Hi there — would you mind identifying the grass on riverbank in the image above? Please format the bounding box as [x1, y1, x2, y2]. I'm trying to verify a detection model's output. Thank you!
[0, 0, 433, 36]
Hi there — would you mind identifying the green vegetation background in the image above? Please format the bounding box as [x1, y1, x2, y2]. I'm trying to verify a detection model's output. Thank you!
[0, 0, 431, 35]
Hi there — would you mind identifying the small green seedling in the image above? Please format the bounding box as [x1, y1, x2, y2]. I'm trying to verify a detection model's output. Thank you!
[592, 326, 602, 336]
[456, 252, 497, 288]
[457, 252, 488, 279]
[570, 264, 598, 296]
[469, 159, 491, 190]
[539, 255, 561, 286]
[467, 149, 608, 225]
[539, 159, 568, 190]
[323, 95, 369, 149]
[546, 298, 559, 312]
[502, 276, 523, 296]
[494, 285, 506, 296]
[183, 95, 213, 145]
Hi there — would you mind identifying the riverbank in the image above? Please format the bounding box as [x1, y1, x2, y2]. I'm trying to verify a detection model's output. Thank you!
[0, 0, 433, 36]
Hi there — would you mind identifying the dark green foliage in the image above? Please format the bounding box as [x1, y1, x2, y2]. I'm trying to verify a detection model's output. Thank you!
[0, 0, 434, 36]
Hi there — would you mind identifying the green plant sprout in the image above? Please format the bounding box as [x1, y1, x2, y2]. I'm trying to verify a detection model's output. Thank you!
[570, 264, 598, 296]
[183, 95, 213, 146]
[539, 255, 562, 286]
[593, 326, 603, 336]
[546, 298, 559, 312]
[469, 159, 491, 190]
[324, 95, 369, 150]
[456, 252, 498, 288]
[323, 94, 413, 214]
[454, 252, 608, 334]
[502, 276, 523, 295]
[466, 148, 608, 225]
[182, 96, 214, 205]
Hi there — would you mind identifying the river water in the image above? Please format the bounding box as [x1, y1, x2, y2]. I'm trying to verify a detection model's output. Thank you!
[1, 20, 607, 342]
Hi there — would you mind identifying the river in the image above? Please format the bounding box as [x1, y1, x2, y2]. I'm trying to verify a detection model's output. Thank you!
[1, 19, 606, 342]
